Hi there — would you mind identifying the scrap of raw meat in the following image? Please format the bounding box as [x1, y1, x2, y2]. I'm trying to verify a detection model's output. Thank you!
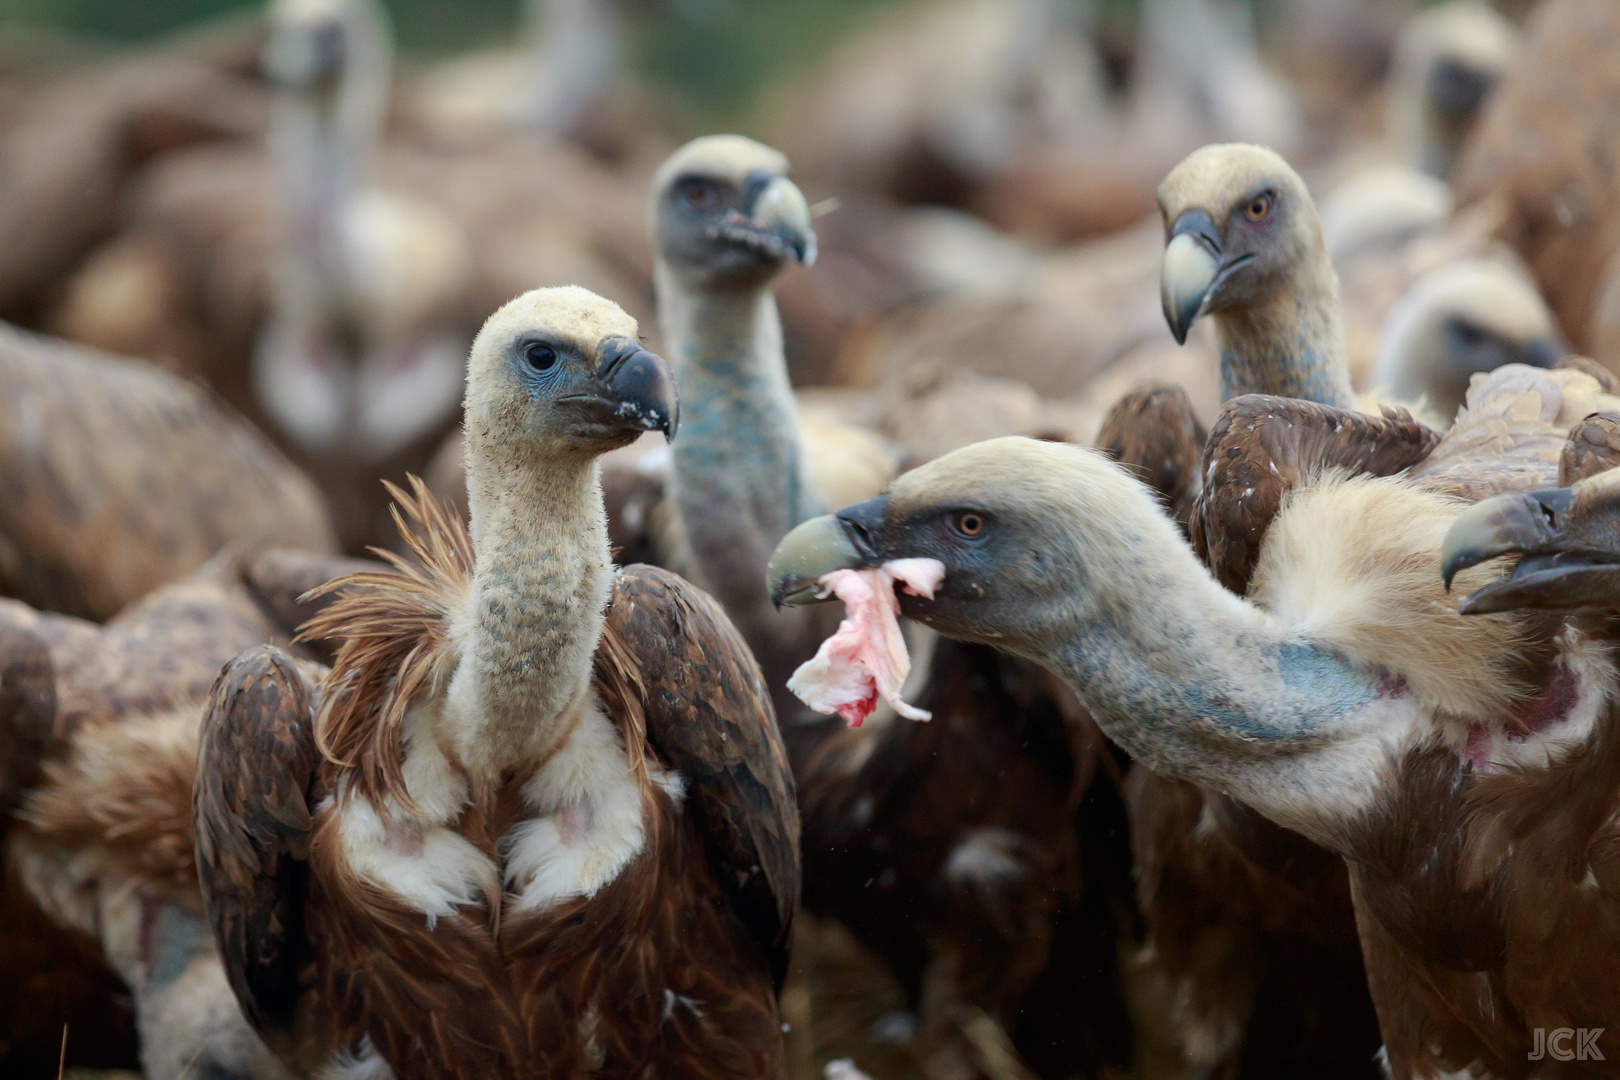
[786, 559, 944, 726]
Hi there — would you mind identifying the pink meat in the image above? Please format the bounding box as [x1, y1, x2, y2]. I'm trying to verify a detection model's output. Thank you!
[785, 559, 944, 727]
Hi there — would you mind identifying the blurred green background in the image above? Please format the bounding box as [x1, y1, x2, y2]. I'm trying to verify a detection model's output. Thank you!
[0, 0, 922, 123]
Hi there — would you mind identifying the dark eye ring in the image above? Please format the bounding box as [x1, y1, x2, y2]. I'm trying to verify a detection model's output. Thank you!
[524, 342, 558, 372]
[955, 512, 986, 537]
[678, 179, 719, 209]
[1245, 193, 1274, 222]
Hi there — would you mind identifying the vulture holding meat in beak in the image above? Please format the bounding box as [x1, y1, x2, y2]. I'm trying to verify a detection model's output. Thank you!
[769, 358, 1620, 1077]
[193, 287, 800, 1080]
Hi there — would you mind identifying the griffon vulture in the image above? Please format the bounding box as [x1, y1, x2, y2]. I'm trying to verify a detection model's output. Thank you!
[769, 359, 1620, 1079]
[193, 287, 800, 1079]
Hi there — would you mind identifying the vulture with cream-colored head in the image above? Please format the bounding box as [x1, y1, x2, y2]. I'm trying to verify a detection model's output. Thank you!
[1372, 259, 1564, 423]
[771, 357, 1620, 1078]
[1159, 143, 1358, 408]
[193, 287, 799, 1080]
[0, 544, 368, 1078]
[1387, 0, 1519, 182]
[647, 134, 830, 734]
[649, 134, 1136, 1079]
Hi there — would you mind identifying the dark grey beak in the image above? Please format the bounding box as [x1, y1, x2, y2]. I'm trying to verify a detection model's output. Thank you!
[1436, 487, 1620, 614]
[1441, 489, 1570, 592]
[1521, 336, 1565, 370]
[1161, 210, 1224, 345]
[766, 496, 887, 608]
[597, 337, 679, 441]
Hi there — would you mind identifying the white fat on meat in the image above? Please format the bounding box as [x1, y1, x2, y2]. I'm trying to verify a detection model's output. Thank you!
[786, 559, 945, 727]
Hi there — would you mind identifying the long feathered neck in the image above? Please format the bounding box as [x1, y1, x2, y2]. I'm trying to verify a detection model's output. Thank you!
[1022, 496, 1387, 841]
[655, 261, 815, 606]
[1213, 251, 1355, 408]
[269, 4, 392, 307]
[444, 441, 612, 778]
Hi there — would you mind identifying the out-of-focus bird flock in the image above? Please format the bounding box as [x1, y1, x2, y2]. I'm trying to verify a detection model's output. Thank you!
[4, 0, 1620, 1078]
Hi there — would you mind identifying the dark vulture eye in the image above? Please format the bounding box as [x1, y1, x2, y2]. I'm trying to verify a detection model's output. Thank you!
[953, 512, 986, 538]
[523, 342, 558, 372]
[677, 178, 721, 211]
[1244, 192, 1275, 222]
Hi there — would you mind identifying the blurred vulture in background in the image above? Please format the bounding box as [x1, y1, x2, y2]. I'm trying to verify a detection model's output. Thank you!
[0, 22, 266, 325]
[48, 0, 651, 550]
[1453, 0, 1620, 377]
[0, 322, 334, 620]
[0, 545, 364, 1078]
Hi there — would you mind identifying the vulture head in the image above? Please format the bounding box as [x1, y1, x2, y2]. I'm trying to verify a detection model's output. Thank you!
[651, 134, 817, 290]
[1389, 0, 1519, 179]
[464, 285, 677, 463]
[1157, 144, 1352, 407]
[264, 0, 390, 109]
[1441, 464, 1620, 615]
[1374, 260, 1564, 422]
[769, 437, 1141, 650]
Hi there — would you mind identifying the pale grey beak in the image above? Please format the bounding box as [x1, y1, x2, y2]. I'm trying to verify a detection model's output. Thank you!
[1161, 213, 1222, 345]
[751, 175, 817, 267]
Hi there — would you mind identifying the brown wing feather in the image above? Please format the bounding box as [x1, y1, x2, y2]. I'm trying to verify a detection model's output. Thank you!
[1560, 412, 1620, 485]
[1095, 380, 1208, 531]
[1191, 394, 1439, 594]
[193, 644, 320, 1053]
[0, 625, 54, 822]
[299, 476, 470, 812]
[600, 564, 801, 988]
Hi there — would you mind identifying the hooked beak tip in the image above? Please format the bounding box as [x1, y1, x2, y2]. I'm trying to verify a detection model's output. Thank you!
[766, 513, 865, 608]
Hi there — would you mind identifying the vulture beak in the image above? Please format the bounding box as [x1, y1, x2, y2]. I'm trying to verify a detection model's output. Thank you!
[594, 336, 679, 441]
[1521, 335, 1565, 369]
[1427, 56, 1497, 120]
[767, 497, 888, 608]
[744, 172, 818, 267]
[1440, 488, 1620, 613]
[1161, 210, 1237, 345]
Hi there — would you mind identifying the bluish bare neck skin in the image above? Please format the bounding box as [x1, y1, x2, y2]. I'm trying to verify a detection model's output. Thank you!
[1215, 278, 1356, 409]
[657, 271, 817, 653]
[1033, 581, 1387, 838]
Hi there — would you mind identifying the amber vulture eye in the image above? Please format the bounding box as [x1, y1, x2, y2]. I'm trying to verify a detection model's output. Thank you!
[523, 342, 558, 372]
[677, 178, 721, 212]
[954, 512, 986, 537]
[1244, 193, 1275, 222]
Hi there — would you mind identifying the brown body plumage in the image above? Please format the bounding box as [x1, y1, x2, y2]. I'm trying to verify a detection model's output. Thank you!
[0, 320, 334, 619]
[0, 544, 361, 1077]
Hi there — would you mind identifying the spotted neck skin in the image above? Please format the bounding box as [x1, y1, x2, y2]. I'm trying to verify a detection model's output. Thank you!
[1214, 259, 1356, 409]
[444, 441, 611, 778]
[656, 263, 816, 630]
[1018, 521, 1399, 847]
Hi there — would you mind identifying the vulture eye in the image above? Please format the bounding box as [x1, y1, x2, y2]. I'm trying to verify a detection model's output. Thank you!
[953, 512, 986, 538]
[523, 342, 558, 373]
[1244, 193, 1274, 222]
[677, 179, 721, 212]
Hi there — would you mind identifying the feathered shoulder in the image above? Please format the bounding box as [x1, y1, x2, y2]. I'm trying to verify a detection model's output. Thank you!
[299, 477, 474, 810]
[299, 478, 652, 811]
